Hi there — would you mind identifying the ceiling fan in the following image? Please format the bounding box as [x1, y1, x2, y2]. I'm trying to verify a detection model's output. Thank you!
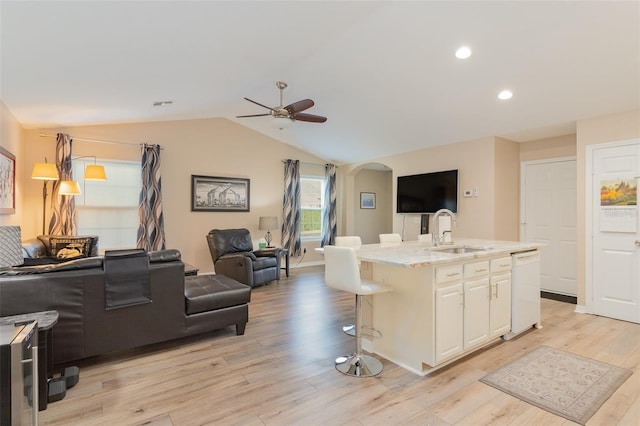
[236, 81, 327, 126]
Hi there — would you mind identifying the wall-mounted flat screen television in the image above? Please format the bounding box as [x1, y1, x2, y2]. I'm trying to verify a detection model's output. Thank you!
[397, 169, 458, 213]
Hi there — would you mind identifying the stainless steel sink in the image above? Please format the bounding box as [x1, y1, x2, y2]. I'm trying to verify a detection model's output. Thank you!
[432, 246, 486, 254]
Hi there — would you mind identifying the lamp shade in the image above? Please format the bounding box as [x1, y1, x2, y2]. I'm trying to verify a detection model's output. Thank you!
[259, 216, 278, 230]
[58, 180, 82, 195]
[31, 163, 59, 180]
[84, 164, 107, 180]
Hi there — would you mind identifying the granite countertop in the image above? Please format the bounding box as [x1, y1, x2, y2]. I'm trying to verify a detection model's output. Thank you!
[356, 238, 543, 268]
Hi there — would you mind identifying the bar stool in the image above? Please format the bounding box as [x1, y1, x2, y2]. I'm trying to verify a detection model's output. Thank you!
[333, 236, 362, 336]
[324, 245, 393, 377]
[378, 233, 402, 244]
[334, 236, 362, 249]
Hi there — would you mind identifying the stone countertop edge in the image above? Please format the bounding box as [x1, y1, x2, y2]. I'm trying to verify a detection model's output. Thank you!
[356, 238, 544, 268]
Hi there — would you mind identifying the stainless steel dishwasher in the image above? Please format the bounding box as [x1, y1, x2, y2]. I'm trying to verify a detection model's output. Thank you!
[504, 249, 542, 340]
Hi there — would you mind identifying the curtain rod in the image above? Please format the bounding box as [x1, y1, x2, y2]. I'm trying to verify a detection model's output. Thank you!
[39, 133, 162, 149]
[281, 160, 334, 167]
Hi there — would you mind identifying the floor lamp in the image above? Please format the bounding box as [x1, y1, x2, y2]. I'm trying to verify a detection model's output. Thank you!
[31, 161, 59, 235]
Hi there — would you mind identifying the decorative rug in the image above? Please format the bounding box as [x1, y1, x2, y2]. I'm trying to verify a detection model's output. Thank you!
[480, 346, 632, 425]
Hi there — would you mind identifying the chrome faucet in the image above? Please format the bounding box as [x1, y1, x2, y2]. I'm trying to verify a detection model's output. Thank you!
[432, 209, 457, 246]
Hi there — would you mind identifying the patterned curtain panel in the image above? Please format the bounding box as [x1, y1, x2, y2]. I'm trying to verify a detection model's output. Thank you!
[320, 163, 337, 247]
[281, 159, 301, 256]
[48, 133, 77, 235]
[136, 144, 166, 252]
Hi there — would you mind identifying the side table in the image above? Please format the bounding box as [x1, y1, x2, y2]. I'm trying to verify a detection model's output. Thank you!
[255, 247, 290, 278]
[184, 263, 199, 276]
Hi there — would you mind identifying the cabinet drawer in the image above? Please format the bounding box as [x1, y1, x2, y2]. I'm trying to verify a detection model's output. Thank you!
[463, 261, 490, 279]
[490, 256, 512, 273]
[435, 264, 463, 284]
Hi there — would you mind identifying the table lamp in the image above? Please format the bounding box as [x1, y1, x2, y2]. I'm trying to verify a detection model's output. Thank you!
[258, 216, 278, 248]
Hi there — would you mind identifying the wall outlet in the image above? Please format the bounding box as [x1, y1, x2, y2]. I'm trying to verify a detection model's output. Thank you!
[473, 187, 479, 197]
[463, 189, 473, 197]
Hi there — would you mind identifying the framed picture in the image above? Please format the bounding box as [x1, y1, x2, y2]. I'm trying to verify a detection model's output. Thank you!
[0, 146, 16, 214]
[360, 192, 376, 209]
[191, 175, 250, 212]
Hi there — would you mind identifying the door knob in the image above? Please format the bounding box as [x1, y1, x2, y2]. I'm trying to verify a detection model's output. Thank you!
[635, 240, 640, 247]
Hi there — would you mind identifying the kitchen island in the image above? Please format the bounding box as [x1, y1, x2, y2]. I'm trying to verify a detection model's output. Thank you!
[355, 238, 542, 376]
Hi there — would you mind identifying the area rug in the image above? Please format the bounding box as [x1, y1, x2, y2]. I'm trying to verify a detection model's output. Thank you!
[480, 346, 632, 425]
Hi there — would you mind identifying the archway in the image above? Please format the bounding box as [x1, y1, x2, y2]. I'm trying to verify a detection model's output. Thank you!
[345, 162, 393, 244]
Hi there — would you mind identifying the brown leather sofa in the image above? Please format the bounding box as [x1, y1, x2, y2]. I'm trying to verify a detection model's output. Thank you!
[206, 228, 279, 287]
[0, 249, 251, 365]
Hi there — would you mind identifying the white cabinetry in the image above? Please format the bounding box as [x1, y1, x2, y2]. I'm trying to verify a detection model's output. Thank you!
[369, 248, 530, 376]
[434, 264, 463, 363]
[490, 274, 512, 337]
[434, 258, 511, 365]
[489, 257, 512, 338]
[435, 282, 463, 363]
[463, 278, 490, 349]
[463, 261, 490, 350]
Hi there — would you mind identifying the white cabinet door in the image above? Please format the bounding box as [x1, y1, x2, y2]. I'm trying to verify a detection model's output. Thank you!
[463, 278, 490, 349]
[490, 273, 512, 337]
[435, 282, 463, 363]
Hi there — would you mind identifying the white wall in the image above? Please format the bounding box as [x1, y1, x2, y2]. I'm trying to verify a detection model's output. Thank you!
[0, 101, 24, 227]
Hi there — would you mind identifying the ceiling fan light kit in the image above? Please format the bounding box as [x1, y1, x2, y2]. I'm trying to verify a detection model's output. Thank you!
[273, 116, 293, 129]
[237, 81, 327, 127]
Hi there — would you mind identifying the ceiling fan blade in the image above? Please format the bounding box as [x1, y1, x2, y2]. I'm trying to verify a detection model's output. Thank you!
[244, 97, 275, 112]
[236, 113, 271, 118]
[285, 99, 314, 114]
[292, 112, 327, 123]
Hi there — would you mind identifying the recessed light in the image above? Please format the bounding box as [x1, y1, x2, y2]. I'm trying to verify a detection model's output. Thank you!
[498, 90, 513, 100]
[153, 101, 173, 107]
[455, 46, 472, 59]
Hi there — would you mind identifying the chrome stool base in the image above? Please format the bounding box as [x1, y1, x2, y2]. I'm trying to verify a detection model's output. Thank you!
[335, 354, 383, 377]
[342, 324, 356, 337]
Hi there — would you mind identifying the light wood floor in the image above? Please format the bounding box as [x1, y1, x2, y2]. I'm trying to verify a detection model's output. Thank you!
[40, 266, 640, 426]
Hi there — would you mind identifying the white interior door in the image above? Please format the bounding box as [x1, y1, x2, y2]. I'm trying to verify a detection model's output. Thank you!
[592, 142, 640, 323]
[522, 159, 577, 296]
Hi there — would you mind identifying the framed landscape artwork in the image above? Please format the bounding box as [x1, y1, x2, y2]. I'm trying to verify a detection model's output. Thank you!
[0, 146, 16, 214]
[191, 175, 250, 212]
[360, 192, 376, 209]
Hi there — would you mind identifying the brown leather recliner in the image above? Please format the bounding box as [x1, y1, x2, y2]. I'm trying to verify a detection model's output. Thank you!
[206, 228, 279, 288]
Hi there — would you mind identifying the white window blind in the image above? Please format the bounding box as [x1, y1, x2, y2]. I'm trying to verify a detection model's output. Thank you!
[72, 159, 141, 251]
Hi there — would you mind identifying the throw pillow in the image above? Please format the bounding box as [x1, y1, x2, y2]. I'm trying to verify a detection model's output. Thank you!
[56, 246, 83, 259]
[49, 236, 94, 257]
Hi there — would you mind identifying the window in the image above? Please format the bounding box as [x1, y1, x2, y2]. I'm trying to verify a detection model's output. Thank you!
[72, 159, 141, 251]
[300, 176, 325, 239]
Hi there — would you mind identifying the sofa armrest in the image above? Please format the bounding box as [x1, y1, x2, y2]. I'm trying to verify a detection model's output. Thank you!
[149, 249, 182, 263]
[253, 248, 279, 258]
[214, 253, 253, 286]
[22, 238, 46, 258]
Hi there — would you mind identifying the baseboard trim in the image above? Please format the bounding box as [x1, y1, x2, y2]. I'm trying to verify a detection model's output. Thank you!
[574, 304, 587, 314]
[541, 291, 577, 304]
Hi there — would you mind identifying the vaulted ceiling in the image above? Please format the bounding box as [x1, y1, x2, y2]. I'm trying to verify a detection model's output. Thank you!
[1, 1, 638, 164]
